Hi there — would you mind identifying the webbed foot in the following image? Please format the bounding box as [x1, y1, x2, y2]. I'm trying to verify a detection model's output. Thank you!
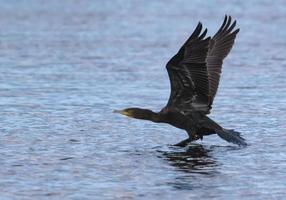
[174, 134, 203, 147]
[174, 138, 192, 147]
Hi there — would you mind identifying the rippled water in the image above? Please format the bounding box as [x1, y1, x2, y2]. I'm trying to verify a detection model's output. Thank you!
[0, 0, 286, 199]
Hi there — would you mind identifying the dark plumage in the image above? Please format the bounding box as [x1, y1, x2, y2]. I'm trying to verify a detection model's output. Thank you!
[114, 16, 246, 146]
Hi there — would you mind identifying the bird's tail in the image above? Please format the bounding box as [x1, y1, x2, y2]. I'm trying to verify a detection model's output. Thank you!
[216, 128, 247, 146]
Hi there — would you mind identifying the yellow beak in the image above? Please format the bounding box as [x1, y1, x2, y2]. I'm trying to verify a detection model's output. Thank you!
[113, 110, 132, 117]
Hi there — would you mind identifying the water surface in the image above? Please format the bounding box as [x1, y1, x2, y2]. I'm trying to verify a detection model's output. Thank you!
[0, 0, 286, 199]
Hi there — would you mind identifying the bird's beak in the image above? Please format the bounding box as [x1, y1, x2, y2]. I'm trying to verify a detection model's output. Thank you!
[113, 110, 131, 117]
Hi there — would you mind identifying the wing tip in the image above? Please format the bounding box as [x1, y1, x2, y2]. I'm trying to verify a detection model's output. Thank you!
[188, 21, 203, 41]
[198, 28, 208, 39]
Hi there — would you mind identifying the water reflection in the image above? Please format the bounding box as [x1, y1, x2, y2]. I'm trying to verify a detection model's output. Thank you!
[159, 144, 217, 175]
[157, 144, 218, 190]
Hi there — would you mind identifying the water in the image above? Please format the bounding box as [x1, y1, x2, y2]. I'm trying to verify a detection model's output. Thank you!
[0, 0, 286, 199]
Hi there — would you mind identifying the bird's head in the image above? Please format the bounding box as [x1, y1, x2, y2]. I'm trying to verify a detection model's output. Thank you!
[113, 108, 158, 121]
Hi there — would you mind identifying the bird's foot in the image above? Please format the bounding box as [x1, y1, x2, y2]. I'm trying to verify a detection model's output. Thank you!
[190, 134, 203, 141]
[174, 134, 203, 147]
[174, 138, 192, 147]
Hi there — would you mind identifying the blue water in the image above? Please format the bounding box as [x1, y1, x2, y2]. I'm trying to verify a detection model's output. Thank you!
[0, 0, 286, 199]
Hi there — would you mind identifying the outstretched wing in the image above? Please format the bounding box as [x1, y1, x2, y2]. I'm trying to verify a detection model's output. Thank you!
[163, 16, 239, 115]
[164, 22, 211, 114]
[207, 15, 240, 105]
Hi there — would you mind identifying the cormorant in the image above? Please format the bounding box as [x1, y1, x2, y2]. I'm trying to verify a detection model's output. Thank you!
[114, 16, 246, 147]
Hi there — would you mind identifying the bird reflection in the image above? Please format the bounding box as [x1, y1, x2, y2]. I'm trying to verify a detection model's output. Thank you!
[159, 144, 217, 175]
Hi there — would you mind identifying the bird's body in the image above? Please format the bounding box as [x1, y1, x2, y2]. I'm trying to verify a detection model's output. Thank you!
[114, 16, 246, 146]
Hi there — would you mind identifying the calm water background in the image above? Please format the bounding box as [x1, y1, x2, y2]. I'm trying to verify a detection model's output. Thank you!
[0, 0, 286, 199]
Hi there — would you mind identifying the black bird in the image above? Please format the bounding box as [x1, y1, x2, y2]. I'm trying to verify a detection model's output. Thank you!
[114, 16, 246, 147]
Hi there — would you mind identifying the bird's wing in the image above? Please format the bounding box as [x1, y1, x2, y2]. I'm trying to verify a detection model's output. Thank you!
[206, 15, 240, 106]
[164, 22, 211, 114]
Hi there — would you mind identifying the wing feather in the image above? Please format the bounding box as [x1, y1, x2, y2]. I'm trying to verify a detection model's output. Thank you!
[207, 15, 239, 105]
[165, 23, 211, 114]
[164, 16, 240, 115]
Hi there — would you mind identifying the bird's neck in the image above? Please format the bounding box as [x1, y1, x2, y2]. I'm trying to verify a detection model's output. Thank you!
[148, 111, 161, 122]
[134, 109, 161, 122]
